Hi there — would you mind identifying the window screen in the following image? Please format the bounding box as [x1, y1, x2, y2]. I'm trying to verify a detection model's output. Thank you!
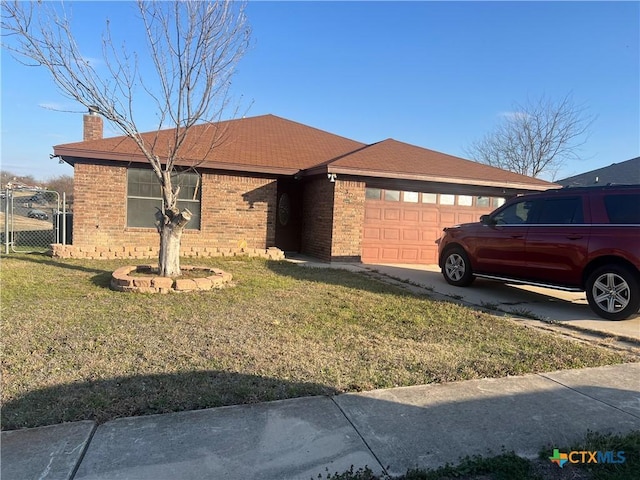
[127, 168, 201, 229]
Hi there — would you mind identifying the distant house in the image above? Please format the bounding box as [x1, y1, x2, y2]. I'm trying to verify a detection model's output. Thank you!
[558, 157, 640, 187]
[53, 113, 556, 264]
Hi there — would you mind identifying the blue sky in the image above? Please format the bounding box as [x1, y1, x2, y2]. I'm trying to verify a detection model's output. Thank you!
[1, 1, 638, 182]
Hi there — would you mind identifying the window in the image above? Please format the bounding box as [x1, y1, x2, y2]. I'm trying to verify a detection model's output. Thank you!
[440, 194, 455, 205]
[384, 190, 400, 201]
[127, 168, 201, 229]
[494, 200, 536, 225]
[476, 196, 491, 207]
[493, 197, 506, 207]
[365, 188, 381, 200]
[534, 197, 583, 224]
[403, 191, 419, 203]
[458, 195, 473, 206]
[604, 194, 640, 224]
[422, 193, 437, 204]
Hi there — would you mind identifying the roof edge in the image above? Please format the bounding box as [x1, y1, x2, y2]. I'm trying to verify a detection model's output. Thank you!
[58, 153, 299, 176]
[327, 166, 559, 191]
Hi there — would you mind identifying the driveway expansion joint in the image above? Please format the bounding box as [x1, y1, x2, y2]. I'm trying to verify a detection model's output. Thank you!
[537, 371, 640, 420]
[69, 422, 98, 480]
[330, 395, 389, 477]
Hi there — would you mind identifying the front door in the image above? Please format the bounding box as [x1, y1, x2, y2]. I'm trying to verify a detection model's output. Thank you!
[275, 179, 302, 252]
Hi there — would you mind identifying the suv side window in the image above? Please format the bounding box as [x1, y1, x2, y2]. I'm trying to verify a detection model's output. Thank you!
[604, 194, 640, 224]
[493, 200, 536, 225]
[533, 197, 583, 224]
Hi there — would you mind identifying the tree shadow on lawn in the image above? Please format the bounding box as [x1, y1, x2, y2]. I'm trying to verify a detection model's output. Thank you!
[3, 253, 138, 289]
[1, 370, 338, 431]
[266, 260, 423, 298]
[4, 252, 112, 276]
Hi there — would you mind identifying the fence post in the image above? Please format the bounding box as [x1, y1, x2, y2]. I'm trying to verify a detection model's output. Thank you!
[4, 188, 10, 255]
[62, 192, 67, 246]
[4, 188, 9, 254]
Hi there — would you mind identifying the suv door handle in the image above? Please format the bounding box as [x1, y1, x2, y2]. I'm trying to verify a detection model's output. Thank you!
[510, 234, 524, 239]
[566, 234, 583, 240]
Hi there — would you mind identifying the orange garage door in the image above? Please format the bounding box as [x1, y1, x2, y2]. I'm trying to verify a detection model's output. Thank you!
[361, 188, 500, 264]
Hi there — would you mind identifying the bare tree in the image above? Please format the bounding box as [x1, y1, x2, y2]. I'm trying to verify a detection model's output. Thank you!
[466, 94, 595, 179]
[44, 174, 74, 204]
[2, 0, 250, 276]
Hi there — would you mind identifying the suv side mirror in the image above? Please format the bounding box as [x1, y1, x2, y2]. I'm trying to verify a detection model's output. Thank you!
[480, 214, 495, 226]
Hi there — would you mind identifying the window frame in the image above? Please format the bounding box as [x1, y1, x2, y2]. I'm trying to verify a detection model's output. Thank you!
[126, 168, 202, 230]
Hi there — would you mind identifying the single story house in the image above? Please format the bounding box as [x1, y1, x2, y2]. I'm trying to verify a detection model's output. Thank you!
[558, 157, 640, 187]
[53, 112, 556, 264]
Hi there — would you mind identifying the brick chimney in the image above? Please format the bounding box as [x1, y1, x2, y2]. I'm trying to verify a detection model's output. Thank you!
[83, 106, 103, 141]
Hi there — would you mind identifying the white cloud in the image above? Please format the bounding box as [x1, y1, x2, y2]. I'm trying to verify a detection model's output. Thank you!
[498, 111, 530, 121]
[38, 102, 82, 113]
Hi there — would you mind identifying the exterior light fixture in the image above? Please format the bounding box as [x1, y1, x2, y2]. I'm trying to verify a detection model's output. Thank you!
[327, 173, 337, 183]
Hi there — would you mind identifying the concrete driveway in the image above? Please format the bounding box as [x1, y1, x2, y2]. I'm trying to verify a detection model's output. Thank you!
[363, 263, 640, 342]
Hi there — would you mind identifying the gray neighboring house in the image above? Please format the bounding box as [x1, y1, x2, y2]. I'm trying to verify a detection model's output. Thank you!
[558, 157, 640, 187]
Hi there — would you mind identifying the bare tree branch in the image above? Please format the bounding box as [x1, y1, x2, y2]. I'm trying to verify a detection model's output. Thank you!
[465, 94, 596, 178]
[1, 0, 251, 275]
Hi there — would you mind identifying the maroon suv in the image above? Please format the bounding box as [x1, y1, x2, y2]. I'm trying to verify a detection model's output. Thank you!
[438, 185, 640, 320]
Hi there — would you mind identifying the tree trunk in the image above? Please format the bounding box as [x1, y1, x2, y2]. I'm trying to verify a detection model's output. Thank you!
[157, 208, 192, 277]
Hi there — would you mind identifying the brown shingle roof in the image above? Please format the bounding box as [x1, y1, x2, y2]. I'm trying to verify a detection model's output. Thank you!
[55, 113, 555, 189]
[54, 114, 366, 175]
[328, 139, 555, 189]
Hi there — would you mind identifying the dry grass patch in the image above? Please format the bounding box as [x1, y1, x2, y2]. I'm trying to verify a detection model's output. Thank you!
[1, 254, 631, 429]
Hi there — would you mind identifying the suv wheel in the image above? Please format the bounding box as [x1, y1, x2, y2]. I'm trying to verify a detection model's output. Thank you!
[586, 265, 640, 321]
[442, 247, 475, 287]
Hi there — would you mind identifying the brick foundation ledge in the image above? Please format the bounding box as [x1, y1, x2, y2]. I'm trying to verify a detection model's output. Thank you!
[50, 244, 285, 261]
[111, 265, 234, 293]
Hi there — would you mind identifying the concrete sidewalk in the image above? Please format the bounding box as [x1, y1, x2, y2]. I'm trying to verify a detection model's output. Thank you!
[2, 363, 640, 480]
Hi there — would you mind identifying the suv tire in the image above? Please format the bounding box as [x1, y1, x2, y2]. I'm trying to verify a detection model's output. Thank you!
[586, 265, 640, 321]
[442, 247, 475, 287]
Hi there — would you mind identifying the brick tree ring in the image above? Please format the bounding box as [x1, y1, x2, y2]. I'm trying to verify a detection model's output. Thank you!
[110, 265, 233, 293]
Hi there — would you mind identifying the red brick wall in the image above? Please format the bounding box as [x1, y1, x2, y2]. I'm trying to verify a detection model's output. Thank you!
[300, 177, 366, 262]
[73, 163, 129, 247]
[331, 179, 365, 261]
[201, 174, 276, 249]
[83, 114, 103, 141]
[301, 177, 334, 261]
[71, 163, 277, 257]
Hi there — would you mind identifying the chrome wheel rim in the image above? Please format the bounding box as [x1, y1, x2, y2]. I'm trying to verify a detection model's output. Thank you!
[592, 273, 630, 314]
[445, 254, 465, 282]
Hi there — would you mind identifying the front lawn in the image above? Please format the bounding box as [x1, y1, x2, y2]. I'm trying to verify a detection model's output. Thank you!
[0, 254, 632, 429]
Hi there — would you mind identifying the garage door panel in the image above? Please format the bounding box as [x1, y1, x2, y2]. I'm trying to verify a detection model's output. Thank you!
[421, 247, 438, 262]
[440, 212, 456, 226]
[383, 228, 400, 240]
[381, 248, 400, 261]
[457, 212, 476, 224]
[363, 227, 381, 240]
[402, 209, 420, 222]
[422, 210, 438, 224]
[362, 193, 495, 265]
[365, 207, 382, 221]
[383, 209, 401, 221]
[362, 246, 381, 259]
[402, 229, 420, 241]
[423, 228, 440, 241]
[401, 248, 419, 261]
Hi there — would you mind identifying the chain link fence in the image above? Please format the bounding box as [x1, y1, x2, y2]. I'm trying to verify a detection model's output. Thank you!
[1, 188, 71, 253]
